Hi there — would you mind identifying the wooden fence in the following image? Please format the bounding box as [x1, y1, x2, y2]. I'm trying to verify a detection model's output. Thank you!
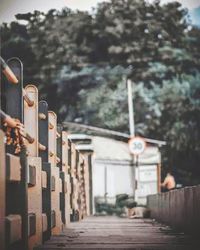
[0, 57, 92, 250]
[147, 185, 200, 235]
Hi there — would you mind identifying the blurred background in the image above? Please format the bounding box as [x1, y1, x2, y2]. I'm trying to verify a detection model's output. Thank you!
[1, 0, 200, 186]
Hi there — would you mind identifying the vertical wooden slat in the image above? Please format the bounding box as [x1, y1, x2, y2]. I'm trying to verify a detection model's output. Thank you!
[61, 131, 71, 225]
[48, 111, 62, 234]
[27, 157, 42, 250]
[39, 101, 49, 163]
[57, 124, 62, 171]
[2, 58, 28, 250]
[38, 101, 52, 242]
[157, 163, 161, 193]
[19, 146, 29, 250]
[3, 58, 24, 122]
[68, 139, 71, 173]
[24, 85, 38, 157]
[51, 166, 62, 234]
[60, 172, 65, 224]
[0, 130, 6, 250]
[2, 58, 24, 155]
[48, 111, 57, 166]
[61, 131, 68, 173]
[84, 155, 90, 216]
[88, 154, 93, 215]
[42, 162, 51, 242]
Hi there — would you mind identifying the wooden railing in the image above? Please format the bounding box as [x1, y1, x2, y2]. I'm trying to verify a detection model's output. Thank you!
[147, 185, 200, 235]
[0, 57, 92, 250]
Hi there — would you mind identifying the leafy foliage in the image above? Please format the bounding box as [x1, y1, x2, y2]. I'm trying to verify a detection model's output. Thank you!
[1, 0, 200, 184]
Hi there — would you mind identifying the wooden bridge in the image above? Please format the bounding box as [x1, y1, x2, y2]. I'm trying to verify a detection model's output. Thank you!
[0, 57, 200, 250]
[36, 216, 200, 250]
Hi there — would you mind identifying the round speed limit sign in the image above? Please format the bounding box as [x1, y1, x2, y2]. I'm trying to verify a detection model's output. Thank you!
[128, 137, 146, 155]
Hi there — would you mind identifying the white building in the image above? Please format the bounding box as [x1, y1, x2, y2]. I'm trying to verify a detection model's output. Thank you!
[91, 136, 164, 207]
[64, 122, 166, 212]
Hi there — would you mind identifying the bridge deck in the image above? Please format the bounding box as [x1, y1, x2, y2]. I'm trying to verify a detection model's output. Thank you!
[36, 216, 200, 250]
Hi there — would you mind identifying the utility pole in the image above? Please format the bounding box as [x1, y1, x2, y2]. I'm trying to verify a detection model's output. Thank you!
[127, 78, 137, 200]
[127, 79, 135, 137]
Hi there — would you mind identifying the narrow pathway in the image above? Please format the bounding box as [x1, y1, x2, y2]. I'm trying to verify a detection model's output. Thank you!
[37, 216, 200, 250]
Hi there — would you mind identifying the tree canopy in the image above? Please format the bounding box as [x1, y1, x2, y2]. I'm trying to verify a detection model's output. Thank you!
[1, 0, 200, 184]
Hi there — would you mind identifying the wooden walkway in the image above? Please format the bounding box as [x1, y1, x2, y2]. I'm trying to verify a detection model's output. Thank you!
[36, 216, 200, 250]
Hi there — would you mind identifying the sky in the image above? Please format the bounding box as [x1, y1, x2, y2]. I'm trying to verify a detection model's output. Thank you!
[0, 0, 200, 23]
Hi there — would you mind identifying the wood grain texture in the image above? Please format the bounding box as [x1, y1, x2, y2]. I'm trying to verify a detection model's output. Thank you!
[0, 130, 6, 250]
[36, 216, 200, 250]
[27, 156, 42, 250]
[24, 85, 38, 157]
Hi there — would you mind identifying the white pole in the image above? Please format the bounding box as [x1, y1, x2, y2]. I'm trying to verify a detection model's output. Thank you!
[127, 79, 137, 198]
[127, 79, 135, 137]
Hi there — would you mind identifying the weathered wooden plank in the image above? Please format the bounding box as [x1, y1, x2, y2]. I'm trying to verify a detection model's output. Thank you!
[48, 111, 57, 166]
[39, 101, 49, 163]
[27, 157, 42, 250]
[51, 167, 62, 235]
[6, 153, 21, 182]
[42, 162, 52, 242]
[24, 85, 39, 157]
[60, 171, 66, 225]
[0, 131, 6, 250]
[35, 216, 200, 250]
[3, 58, 24, 122]
[56, 124, 62, 171]
[6, 214, 22, 244]
[6, 146, 29, 250]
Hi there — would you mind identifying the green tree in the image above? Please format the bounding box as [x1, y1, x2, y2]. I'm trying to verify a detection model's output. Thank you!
[1, 0, 200, 184]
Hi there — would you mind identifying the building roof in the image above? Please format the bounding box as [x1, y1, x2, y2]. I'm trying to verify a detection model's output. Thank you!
[63, 122, 166, 146]
[63, 122, 129, 141]
[92, 136, 161, 164]
[68, 134, 92, 144]
[75, 144, 94, 153]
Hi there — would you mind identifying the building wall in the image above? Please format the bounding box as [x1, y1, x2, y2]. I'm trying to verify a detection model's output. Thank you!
[92, 160, 134, 212]
[135, 164, 158, 205]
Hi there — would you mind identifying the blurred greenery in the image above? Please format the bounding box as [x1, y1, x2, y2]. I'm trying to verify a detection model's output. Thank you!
[1, 0, 200, 185]
[95, 194, 137, 216]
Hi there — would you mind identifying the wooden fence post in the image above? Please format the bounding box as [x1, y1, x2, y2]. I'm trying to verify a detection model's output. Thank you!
[61, 131, 71, 225]
[48, 111, 62, 235]
[24, 85, 38, 157]
[0, 130, 6, 250]
[24, 84, 43, 250]
[3, 58, 24, 123]
[2, 58, 29, 250]
[39, 101, 51, 242]
[70, 144, 79, 221]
